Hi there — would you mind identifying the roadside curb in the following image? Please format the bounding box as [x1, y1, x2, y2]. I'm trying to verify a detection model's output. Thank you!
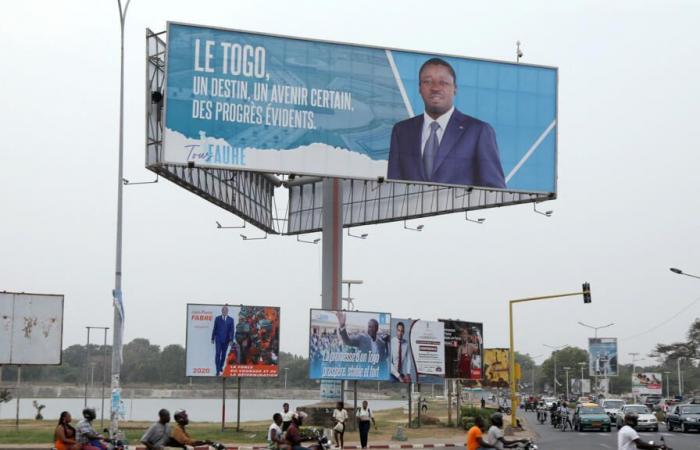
[218, 445, 461, 450]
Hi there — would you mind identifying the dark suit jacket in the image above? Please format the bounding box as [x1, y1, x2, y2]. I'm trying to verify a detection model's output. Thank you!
[387, 109, 506, 188]
[211, 315, 234, 344]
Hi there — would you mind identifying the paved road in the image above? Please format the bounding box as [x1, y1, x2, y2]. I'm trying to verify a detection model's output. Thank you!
[523, 410, 700, 450]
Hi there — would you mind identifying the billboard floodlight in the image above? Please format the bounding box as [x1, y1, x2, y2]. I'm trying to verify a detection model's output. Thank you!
[240, 232, 267, 241]
[465, 212, 486, 224]
[347, 229, 368, 239]
[533, 203, 553, 217]
[216, 220, 245, 229]
[122, 175, 159, 186]
[403, 220, 424, 232]
[296, 235, 320, 244]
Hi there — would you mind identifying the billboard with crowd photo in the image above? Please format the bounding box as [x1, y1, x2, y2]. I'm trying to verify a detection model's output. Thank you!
[309, 309, 391, 381]
[163, 22, 558, 193]
[441, 320, 483, 380]
[185, 304, 280, 377]
[390, 318, 445, 384]
[588, 337, 618, 377]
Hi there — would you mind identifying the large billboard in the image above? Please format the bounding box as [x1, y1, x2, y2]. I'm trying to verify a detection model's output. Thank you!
[632, 373, 662, 396]
[571, 378, 591, 395]
[390, 318, 444, 384]
[588, 338, 618, 377]
[0, 292, 64, 365]
[441, 320, 483, 380]
[482, 348, 510, 388]
[164, 22, 558, 193]
[186, 304, 280, 377]
[309, 309, 391, 381]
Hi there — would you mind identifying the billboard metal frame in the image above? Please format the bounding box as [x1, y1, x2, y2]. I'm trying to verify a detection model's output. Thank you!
[146, 26, 556, 235]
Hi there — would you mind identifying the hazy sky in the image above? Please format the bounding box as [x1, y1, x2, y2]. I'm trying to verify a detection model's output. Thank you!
[2, 1, 699, 369]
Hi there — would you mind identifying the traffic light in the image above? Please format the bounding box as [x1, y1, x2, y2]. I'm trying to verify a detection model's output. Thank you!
[582, 282, 592, 303]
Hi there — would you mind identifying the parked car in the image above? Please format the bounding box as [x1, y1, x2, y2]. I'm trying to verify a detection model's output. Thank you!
[574, 403, 611, 431]
[616, 404, 658, 431]
[601, 399, 625, 424]
[666, 403, 700, 432]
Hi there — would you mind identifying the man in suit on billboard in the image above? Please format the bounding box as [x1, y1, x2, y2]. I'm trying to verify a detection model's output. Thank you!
[387, 58, 506, 189]
[211, 305, 235, 376]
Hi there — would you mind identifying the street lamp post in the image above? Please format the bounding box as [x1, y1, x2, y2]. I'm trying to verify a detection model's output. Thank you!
[544, 344, 567, 397]
[578, 362, 587, 395]
[664, 371, 671, 399]
[563, 367, 571, 400]
[284, 367, 289, 391]
[669, 267, 700, 280]
[629, 352, 640, 403]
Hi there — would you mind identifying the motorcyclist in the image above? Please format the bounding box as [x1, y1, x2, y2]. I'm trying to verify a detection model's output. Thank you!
[558, 402, 572, 430]
[75, 408, 107, 450]
[618, 413, 671, 449]
[550, 401, 559, 426]
[166, 410, 213, 448]
[485, 413, 530, 449]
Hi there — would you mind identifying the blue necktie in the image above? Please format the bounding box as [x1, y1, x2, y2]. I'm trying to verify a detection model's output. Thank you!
[423, 121, 440, 178]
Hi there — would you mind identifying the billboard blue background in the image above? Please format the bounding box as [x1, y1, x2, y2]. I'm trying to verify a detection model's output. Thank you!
[165, 23, 557, 192]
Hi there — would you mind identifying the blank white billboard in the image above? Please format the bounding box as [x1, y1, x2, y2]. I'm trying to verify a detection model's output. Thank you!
[0, 292, 64, 365]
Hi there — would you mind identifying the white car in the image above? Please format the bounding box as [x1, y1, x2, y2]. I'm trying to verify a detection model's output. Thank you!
[543, 397, 557, 408]
[616, 404, 659, 431]
[601, 399, 625, 424]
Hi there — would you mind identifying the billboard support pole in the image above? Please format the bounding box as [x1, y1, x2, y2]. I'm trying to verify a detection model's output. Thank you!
[221, 376, 226, 432]
[101, 328, 109, 430]
[455, 382, 461, 427]
[416, 383, 421, 428]
[236, 377, 241, 432]
[353, 380, 358, 431]
[15, 365, 21, 430]
[321, 178, 343, 311]
[407, 383, 412, 428]
[446, 382, 451, 427]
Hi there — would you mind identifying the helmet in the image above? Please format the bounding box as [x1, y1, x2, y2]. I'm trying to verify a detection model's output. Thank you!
[174, 409, 188, 421]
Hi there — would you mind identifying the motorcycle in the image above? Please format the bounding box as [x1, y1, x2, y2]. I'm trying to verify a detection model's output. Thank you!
[559, 409, 572, 432]
[308, 429, 332, 450]
[536, 408, 548, 424]
[513, 440, 539, 450]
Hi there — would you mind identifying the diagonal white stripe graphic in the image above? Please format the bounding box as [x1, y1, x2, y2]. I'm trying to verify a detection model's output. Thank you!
[505, 119, 557, 183]
[385, 49, 414, 118]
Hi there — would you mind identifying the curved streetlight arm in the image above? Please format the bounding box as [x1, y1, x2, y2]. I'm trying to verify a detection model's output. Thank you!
[670, 267, 700, 280]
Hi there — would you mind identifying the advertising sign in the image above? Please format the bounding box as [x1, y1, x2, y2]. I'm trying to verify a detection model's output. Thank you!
[0, 292, 64, 365]
[482, 348, 510, 388]
[390, 318, 444, 384]
[186, 304, 280, 377]
[632, 372, 663, 396]
[441, 320, 483, 380]
[571, 378, 591, 395]
[164, 22, 558, 192]
[309, 309, 391, 381]
[588, 338, 618, 376]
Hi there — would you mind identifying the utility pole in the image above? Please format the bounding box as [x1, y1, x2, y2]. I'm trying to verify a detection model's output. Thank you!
[564, 367, 571, 400]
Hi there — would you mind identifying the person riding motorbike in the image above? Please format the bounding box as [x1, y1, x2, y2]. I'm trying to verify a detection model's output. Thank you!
[558, 402, 572, 431]
[166, 410, 213, 448]
[75, 408, 107, 450]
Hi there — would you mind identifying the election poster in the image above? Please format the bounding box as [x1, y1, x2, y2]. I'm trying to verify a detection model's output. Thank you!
[482, 348, 510, 388]
[441, 320, 483, 380]
[186, 304, 280, 377]
[390, 318, 444, 384]
[164, 22, 558, 193]
[588, 338, 618, 376]
[309, 309, 391, 381]
[632, 372, 663, 396]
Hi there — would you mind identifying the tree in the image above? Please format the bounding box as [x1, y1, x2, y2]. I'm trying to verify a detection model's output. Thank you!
[159, 344, 186, 384]
[654, 319, 700, 360]
[539, 347, 588, 396]
[122, 338, 161, 383]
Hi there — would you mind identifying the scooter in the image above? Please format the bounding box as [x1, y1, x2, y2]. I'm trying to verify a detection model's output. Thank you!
[513, 440, 539, 450]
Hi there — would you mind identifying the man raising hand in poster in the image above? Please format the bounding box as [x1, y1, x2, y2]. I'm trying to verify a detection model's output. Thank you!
[335, 311, 388, 361]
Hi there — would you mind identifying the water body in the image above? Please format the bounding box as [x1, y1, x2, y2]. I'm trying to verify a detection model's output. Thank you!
[0, 398, 404, 422]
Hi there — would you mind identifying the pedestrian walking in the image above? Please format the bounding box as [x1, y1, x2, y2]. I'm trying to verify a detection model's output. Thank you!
[356, 401, 377, 449]
[332, 401, 348, 449]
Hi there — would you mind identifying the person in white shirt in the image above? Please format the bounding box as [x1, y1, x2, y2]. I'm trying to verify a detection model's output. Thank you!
[332, 401, 348, 449]
[484, 413, 528, 450]
[267, 413, 286, 450]
[617, 414, 669, 450]
[281, 403, 294, 432]
[356, 401, 377, 449]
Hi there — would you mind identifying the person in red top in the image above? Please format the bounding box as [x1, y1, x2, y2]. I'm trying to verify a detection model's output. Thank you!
[466, 416, 495, 450]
